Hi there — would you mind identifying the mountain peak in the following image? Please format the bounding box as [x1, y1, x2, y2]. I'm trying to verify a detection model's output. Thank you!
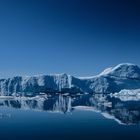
[100, 63, 140, 79]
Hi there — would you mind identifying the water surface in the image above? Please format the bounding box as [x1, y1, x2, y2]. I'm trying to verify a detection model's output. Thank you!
[0, 94, 140, 140]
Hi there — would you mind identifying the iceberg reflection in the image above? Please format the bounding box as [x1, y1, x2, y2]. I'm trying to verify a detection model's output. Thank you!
[0, 93, 140, 125]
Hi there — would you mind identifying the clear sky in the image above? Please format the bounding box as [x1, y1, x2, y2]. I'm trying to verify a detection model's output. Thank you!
[0, 0, 140, 78]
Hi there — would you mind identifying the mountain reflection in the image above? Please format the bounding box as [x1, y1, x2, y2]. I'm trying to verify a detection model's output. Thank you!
[0, 94, 140, 125]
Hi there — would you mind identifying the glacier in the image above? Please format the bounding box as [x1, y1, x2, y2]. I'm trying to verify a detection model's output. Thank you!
[0, 63, 140, 96]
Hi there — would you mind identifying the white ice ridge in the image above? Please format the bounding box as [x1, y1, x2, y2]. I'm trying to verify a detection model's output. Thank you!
[111, 89, 140, 101]
[0, 63, 140, 96]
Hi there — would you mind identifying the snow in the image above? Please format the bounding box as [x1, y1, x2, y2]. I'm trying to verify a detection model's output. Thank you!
[100, 63, 140, 79]
[99, 67, 113, 76]
[111, 89, 140, 101]
[0, 63, 140, 96]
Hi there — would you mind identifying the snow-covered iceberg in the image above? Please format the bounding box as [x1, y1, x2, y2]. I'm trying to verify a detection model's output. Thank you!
[0, 63, 140, 96]
[111, 89, 140, 101]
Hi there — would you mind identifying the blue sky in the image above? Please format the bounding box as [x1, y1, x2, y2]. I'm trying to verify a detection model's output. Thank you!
[0, 0, 140, 78]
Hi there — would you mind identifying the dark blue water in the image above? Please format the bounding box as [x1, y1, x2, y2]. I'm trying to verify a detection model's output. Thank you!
[0, 94, 140, 140]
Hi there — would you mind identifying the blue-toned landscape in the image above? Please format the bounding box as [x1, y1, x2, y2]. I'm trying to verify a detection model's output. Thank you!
[0, 63, 140, 139]
[0, 0, 140, 140]
[1, 93, 140, 140]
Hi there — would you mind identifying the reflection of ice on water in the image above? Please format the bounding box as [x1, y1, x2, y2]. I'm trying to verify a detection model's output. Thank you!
[53, 95, 70, 113]
[0, 93, 140, 125]
[0, 113, 11, 119]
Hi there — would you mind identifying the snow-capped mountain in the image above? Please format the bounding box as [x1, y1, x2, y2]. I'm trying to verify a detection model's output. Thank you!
[0, 63, 140, 96]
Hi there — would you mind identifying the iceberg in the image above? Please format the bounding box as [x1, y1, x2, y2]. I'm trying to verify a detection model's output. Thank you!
[111, 89, 140, 101]
[0, 63, 140, 96]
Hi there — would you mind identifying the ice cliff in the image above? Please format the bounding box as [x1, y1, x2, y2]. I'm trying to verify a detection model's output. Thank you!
[0, 63, 140, 96]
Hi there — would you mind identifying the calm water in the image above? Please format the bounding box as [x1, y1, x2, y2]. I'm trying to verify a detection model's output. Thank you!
[0, 94, 140, 140]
